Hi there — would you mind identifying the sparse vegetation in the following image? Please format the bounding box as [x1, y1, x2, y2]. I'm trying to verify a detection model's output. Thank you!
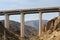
[0, 20, 37, 40]
[0, 16, 60, 40]
[30, 16, 60, 40]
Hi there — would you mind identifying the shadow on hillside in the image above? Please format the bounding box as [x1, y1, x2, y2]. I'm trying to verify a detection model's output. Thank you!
[0, 20, 38, 40]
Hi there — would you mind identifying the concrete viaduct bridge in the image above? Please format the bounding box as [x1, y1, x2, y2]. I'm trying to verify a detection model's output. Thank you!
[1, 7, 60, 39]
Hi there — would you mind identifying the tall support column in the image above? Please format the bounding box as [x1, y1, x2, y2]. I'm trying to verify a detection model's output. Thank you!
[59, 8, 60, 16]
[39, 12, 42, 36]
[5, 14, 9, 28]
[59, 12, 60, 16]
[20, 12, 25, 38]
[4, 14, 9, 40]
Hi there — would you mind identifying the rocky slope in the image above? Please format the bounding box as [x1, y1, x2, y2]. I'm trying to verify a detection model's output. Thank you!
[30, 16, 60, 40]
[0, 20, 37, 40]
[0, 22, 4, 40]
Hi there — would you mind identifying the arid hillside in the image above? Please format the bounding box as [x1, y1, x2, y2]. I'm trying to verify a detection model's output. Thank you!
[0, 20, 37, 40]
[1, 16, 60, 40]
[30, 16, 60, 40]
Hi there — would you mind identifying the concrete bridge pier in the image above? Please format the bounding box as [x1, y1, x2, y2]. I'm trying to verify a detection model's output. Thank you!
[20, 12, 25, 38]
[4, 14, 9, 40]
[58, 8, 60, 16]
[59, 12, 60, 16]
[39, 12, 42, 36]
[5, 14, 9, 28]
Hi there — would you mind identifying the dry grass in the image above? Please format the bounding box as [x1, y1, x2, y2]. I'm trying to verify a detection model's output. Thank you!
[30, 16, 60, 40]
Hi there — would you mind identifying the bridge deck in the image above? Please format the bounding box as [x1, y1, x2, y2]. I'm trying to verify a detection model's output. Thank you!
[0, 7, 60, 15]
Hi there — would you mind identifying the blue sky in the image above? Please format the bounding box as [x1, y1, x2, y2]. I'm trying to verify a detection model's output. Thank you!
[0, 0, 60, 22]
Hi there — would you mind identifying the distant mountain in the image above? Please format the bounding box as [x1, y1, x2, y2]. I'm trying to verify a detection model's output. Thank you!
[25, 20, 48, 29]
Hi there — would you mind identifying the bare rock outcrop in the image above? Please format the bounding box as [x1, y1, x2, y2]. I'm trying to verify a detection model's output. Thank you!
[30, 16, 60, 40]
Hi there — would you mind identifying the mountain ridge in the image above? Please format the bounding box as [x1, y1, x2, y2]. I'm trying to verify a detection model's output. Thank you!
[25, 20, 48, 29]
[0, 20, 37, 40]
